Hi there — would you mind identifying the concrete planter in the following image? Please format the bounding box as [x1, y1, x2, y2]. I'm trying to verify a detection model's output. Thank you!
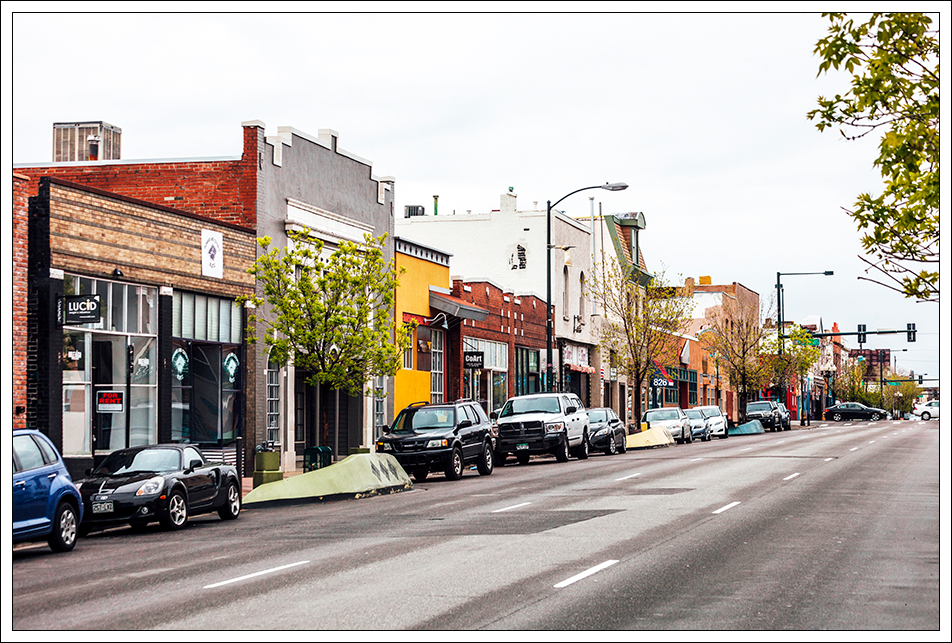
[255, 451, 280, 472]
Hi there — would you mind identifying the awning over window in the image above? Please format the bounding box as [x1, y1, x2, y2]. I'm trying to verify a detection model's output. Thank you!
[429, 291, 489, 322]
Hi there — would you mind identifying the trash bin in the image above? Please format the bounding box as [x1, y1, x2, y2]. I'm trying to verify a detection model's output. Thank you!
[303, 446, 332, 472]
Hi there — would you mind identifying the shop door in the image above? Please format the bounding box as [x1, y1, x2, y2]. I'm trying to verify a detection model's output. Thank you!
[92, 337, 129, 454]
[294, 374, 318, 457]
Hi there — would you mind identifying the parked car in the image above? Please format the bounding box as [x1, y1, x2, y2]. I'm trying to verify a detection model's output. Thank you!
[912, 400, 939, 420]
[823, 402, 888, 422]
[745, 401, 781, 431]
[696, 405, 729, 439]
[495, 392, 589, 464]
[13, 429, 83, 553]
[775, 402, 791, 430]
[685, 408, 712, 442]
[643, 407, 692, 444]
[587, 407, 627, 455]
[77, 444, 241, 534]
[377, 399, 494, 481]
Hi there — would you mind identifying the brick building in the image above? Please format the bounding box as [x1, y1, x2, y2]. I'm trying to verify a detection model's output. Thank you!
[13, 173, 31, 430]
[16, 121, 395, 473]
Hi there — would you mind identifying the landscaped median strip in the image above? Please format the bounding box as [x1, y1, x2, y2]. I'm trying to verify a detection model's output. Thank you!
[203, 560, 310, 589]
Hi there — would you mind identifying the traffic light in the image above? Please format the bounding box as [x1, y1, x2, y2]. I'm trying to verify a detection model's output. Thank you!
[907, 322, 916, 342]
[858, 324, 867, 343]
[919, 375, 923, 385]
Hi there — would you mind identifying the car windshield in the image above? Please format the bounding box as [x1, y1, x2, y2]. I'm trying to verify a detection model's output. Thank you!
[747, 402, 772, 412]
[499, 397, 561, 417]
[588, 409, 608, 423]
[644, 409, 680, 422]
[685, 409, 703, 419]
[93, 448, 181, 476]
[391, 407, 456, 433]
[700, 408, 721, 419]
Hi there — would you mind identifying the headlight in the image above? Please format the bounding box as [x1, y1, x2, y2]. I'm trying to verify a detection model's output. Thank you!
[545, 421, 565, 433]
[593, 428, 607, 437]
[426, 439, 449, 449]
[376, 442, 392, 452]
[136, 476, 165, 497]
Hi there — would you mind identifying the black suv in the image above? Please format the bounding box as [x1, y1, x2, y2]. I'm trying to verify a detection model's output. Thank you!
[745, 400, 781, 431]
[376, 400, 495, 482]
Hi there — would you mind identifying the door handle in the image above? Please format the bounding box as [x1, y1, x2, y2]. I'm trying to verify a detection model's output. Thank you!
[48, 473, 58, 480]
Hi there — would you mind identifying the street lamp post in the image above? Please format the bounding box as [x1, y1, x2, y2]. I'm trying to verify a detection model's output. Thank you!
[546, 182, 627, 392]
[775, 270, 833, 425]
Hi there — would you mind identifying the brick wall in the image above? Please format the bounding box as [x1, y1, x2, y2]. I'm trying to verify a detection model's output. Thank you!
[13, 173, 30, 429]
[15, 125, 261, 229]
[447, 279, 548, 402]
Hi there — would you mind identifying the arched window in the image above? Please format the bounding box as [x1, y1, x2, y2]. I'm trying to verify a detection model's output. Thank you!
[563, 266, 570, 320]
[579, 271, 586, 318]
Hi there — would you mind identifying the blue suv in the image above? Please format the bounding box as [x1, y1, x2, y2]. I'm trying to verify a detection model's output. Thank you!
[13, 429, 83, 552]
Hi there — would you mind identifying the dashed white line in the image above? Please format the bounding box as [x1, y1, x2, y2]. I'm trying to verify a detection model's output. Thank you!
[204, 560, 309, 589]
[740, 447, 753, 452]
[850, 447, 859, 451]
[690, 458, 703, 462]
[824, 458, 833, 462]
[783, 473, 801, 481]
[615, 472, 642, 481]
[712, 501, 741, 514]
[554, 560, 619, 588]
[493, 501, 532, 513]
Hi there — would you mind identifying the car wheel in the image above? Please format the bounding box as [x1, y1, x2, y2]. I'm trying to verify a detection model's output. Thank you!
[48, 501, 79, 552]
[921, 412, 931, 421]
[444, 446, 464, 480]
[607, 436, 617, 456]
[161, 490, 188, 530]
[413, 468, 429, 482]
[576, 432, 590, 459]
[833, 413, 843, 422]
[686, 430, 694, 444]
[218, 481, 241, 520]
[870, 413, 880, 421]
[477, 441, 494, 476]
[516, 452, 530, 465]
[555, 435, 570, 462]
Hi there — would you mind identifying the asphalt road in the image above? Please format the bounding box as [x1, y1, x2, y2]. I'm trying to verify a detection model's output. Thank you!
[11, 418, 943, 633]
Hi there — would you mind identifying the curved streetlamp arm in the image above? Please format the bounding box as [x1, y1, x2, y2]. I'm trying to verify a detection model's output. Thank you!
[550, 182, 628, 210]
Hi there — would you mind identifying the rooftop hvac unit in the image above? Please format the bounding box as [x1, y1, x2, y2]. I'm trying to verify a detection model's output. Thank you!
[404, 205, 425, 218]
[52, 121, 121, 162]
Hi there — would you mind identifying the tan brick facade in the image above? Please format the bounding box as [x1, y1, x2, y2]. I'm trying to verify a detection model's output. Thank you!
[13, 173, 30, 429]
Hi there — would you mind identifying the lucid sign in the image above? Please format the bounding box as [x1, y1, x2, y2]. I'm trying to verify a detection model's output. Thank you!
[58, 294, 101, 325]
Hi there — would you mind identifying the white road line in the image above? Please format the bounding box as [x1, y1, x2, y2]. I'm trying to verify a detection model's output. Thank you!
[824, 458, 833, 462]
[615, 472, 642, 481]
[869, 440, 876, 444]
[783, 473, 801, 481]
[492, 501, 532, 513]
[204, 560, 309, 589]
[740, 447, 753, 452]
[690, 458, 703, 462]
[554, 560, 619, 588]
[712, 501, 741, 514]
[850, 447, 859, 451]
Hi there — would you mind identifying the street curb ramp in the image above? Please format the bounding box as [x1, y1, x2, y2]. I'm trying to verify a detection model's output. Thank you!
[242, 453, 412, 507]
[730, 420, 765, 435]
[625, 425, 674, 449]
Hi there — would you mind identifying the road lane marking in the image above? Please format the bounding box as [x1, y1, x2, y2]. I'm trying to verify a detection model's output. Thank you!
[740, 447, 753, 452]
[554, 560, 619, 588]
[712, 501, 741, 514]
[615, 472, 642, 481]
[850, 447, 859, 451]
[824, 458, 833, 462]
[869, 440, 876, 444]
[204, 560, 310, 589]
[783, 473, 801, 481]
[690, 458, 703, 462]
[493, 502, 532, 513]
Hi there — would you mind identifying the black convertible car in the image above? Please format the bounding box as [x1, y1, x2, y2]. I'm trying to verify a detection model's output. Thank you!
[78, 444, 241, 534]
[587, 408, 628, 455]
[824, 402, 888, 422]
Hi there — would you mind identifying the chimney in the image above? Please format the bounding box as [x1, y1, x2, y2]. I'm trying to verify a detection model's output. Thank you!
[500, 191, 517, 212]
[433, 195, 439, 216]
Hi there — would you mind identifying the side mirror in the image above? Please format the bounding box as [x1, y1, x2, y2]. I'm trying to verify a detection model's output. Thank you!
[187, 459, 202, 473]
[490, 411, 498, 421]
[565, 406, 577, 415]
[457, 419, 473, 430]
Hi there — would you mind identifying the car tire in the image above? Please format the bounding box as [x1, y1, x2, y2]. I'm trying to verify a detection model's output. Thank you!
[413, 468, 429, 482]
[161, 490, 188, 530]
[921, 412, 931, 421]
[607, 436, 617, 456]
[444, 446, 464, 480]
[833, 413, 843, 422]
[576, 432, 590, 459]
[516, 452, 530, 466]
[217, 481, 241, 520]
[476, 441, 494, 476]
[619, 435, 627, 453]
[48, 501, 79, 553]
[555, 435, 570, 462]
[870, 413, 880, 421]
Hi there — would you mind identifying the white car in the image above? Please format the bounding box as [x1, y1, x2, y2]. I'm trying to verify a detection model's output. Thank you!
[912, 400, 939, 420]
[643, 407, 692, 444]
[696, 405, 730, 439]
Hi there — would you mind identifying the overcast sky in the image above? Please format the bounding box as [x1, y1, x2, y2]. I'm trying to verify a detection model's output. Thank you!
[7, 6, 946, 390]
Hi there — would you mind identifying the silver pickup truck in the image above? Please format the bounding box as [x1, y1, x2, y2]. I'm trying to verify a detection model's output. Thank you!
[493, 392, 590, 464]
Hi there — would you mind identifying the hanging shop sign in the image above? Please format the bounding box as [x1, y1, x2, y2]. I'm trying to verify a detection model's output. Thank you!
[464, 351, 484, 370]
[651, 360, 675, 388]
[202, 229, 224, 278]
[58, 294, 101, 325]
[96, 390, 124, 413]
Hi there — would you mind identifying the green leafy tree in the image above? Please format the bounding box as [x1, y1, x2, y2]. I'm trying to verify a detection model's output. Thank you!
[808, 12, 939, 302]
[239, 230, 412, 399]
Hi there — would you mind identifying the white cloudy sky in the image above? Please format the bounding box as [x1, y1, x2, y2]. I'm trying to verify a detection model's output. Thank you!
[6, 5, 946, 388]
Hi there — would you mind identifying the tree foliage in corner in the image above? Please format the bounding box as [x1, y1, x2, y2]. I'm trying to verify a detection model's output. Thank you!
[808, 12, 939, 302]
[239, 230, 412, 398]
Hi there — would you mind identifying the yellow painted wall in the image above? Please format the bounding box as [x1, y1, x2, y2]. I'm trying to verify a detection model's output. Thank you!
[393, 250, 451, 416]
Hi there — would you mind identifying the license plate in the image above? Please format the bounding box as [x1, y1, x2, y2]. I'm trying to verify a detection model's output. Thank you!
[92, 501, 113, 514]
[516, 443, 529, 450]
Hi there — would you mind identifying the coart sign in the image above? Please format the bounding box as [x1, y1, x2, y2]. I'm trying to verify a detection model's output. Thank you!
[463, 351, 484, 370]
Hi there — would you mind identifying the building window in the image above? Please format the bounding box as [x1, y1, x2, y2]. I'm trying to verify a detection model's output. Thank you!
[430, 329, 444, 403]
[579, 272, 586, 318]
[416, 325, 432, 371]
[403, 324, 414, 370]
[266, 358, 281, 445]
[563, 266, 570, 320]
